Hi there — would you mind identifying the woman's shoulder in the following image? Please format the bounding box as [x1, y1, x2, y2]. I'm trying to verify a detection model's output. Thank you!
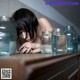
[38, 17, 48, 21]
[35, 18, 54, 43]
[38, 17, 53, 31]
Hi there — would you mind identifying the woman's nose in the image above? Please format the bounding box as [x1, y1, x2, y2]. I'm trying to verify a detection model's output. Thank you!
[21, 32, 26, 39]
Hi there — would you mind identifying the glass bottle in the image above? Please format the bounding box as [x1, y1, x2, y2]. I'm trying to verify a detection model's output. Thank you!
[52, 28, 67, 55]
[0, 16, 17, 56]
[41, 31, 53, 54]
[72, 29, 78, 52]
[78, 36, 80, 51]
[64, 26, 74, 53]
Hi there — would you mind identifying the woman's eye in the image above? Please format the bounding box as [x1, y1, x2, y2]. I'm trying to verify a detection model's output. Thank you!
[19, 31, 22, 35]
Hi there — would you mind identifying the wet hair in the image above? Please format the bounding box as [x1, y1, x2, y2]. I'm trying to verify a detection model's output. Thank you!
[11, 8, 38, 41]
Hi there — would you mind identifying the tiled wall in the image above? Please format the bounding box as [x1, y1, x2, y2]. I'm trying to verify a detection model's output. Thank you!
[0, 0, 62, 28]
[0, 0, 28, 17]
[0, 0, 49, 18]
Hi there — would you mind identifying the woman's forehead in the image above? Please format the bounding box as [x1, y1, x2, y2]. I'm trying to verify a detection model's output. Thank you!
[19, 30, 29, 36]
[19, 29, 26, 33]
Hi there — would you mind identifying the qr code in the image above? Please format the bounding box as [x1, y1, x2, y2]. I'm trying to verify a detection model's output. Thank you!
[1, 68, 12, 79]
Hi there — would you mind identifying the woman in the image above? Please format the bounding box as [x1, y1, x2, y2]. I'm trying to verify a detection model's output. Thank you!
[11, 8, 53, 54]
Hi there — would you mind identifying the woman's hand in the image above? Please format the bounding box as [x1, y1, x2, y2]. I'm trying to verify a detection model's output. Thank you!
[19, 42, 41, 54]
[19, 42, 32, 54]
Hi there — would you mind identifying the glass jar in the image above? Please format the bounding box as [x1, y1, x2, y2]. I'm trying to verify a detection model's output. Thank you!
[0, 16, 17, 56]
[52, 28, 67, 55]
[0, 32, 10, 56]
[41, 31, 53, 54]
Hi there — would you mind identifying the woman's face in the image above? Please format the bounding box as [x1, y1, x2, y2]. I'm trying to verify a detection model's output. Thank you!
[18, 30, 36, 44]
[19, 30, 31, 43]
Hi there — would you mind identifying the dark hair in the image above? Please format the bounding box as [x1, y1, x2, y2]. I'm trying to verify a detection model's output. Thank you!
[11, 8, 38, 41]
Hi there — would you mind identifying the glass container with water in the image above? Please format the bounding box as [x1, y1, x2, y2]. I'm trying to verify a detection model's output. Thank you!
[41, 31, 53, 54]
[72, 29, 78, 52]
[64, 26, 74, 53]
[52, 28, 67, 55]
[0, 16, 17, 56]
[78, 36, 80, 51]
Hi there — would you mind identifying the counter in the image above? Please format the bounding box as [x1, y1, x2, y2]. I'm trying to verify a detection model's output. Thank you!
[0, 53, 80, 80]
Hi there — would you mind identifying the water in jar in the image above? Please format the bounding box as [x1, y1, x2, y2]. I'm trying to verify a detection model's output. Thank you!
[41, 31, 53, 54]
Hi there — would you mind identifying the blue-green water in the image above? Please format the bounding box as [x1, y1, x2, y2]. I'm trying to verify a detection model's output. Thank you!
[52, 34, 67, 54]
[41, 45, 53, 54]
[0, 41, 10, 56]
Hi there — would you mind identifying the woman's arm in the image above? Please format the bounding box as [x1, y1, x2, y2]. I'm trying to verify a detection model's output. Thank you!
[19, 42, 41, 54]
[19, 18, 53, 54]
